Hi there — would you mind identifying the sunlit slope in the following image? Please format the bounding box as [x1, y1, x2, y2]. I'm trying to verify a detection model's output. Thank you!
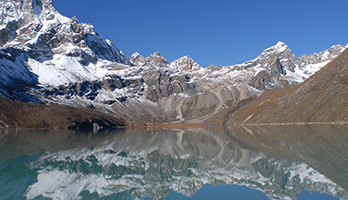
[227, 48, 348, 123]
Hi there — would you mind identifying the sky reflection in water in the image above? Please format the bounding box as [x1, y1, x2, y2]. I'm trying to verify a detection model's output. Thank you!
[0, 125, 347, 200]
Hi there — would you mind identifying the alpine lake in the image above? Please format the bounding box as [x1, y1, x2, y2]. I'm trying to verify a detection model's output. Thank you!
[1, 125, 348, 200]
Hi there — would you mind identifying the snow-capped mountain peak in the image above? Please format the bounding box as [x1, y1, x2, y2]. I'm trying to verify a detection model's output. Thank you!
[169, 55, 202, 72]
[146, 51, 169, 68]
[0, 0, 69, 30]
[261, 41, 291, 56]
[0, 0, 347, 125]
[130, 51, 169, 68]
[1, 0, 129, 65]
[129, 52, 147, 66]
[274, 40, 287, 48]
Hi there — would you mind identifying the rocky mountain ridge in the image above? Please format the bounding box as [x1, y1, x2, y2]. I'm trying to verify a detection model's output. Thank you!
[225, 47, 348, 124]
[0, 0, 347, 125]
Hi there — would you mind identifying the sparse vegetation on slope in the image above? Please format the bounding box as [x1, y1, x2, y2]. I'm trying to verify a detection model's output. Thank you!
[225, 48, 348, 124]
[0, 97, 143, 130]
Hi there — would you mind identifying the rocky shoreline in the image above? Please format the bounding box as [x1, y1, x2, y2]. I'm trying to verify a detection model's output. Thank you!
[0, 96, 144, 130]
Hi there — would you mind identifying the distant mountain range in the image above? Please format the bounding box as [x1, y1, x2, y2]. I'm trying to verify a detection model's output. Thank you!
[223, 47, 348, 124]
[0, 0, 347, 128]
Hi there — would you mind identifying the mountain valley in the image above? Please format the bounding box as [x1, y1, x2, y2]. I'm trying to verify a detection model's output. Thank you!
[0, 0, 347, 129]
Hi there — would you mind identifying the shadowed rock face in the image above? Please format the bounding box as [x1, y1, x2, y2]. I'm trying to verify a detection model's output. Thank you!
[0, 0, 347, 125]
[0, 28, 10, 46]
[249, 56, 286, 90]
[249, 70, 273, 90]
[1, 125, 348, 199]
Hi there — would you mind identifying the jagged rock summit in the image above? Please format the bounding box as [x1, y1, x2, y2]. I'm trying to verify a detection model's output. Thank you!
[130, 51, 169, 68]
[169, 55, 203, 72]
[0, 0, 347, 126]
[0, 0, 65, 37]
[0, 0, 129, 83]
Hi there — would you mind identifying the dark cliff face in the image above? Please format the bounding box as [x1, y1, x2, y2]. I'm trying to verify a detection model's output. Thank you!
[248, 56, 286, 90]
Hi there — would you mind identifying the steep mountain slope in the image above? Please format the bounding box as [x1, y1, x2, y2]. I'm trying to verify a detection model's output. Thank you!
[226, 48, 348, 124]
[0, 0, 347, 125]
[0, 0, 130, 103]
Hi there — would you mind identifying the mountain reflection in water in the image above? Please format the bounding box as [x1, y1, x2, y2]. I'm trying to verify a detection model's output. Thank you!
[0, 125, 347, 200]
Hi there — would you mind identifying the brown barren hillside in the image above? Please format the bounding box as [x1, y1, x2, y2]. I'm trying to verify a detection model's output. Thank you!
[226, 48, 348, 124]
[0, 97, 143, 130]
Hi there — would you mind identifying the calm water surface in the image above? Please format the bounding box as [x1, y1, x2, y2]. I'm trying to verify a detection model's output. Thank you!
[0, 125, 347, 200]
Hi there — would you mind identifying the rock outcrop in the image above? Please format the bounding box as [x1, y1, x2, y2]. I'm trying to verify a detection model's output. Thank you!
[0, 0, 347, 125]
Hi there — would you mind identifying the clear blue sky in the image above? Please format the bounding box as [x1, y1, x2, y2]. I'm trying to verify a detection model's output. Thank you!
[53, 0, 348, 67]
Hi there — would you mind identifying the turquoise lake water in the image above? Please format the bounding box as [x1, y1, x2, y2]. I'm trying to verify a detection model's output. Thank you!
[0, 125, 347, 200]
